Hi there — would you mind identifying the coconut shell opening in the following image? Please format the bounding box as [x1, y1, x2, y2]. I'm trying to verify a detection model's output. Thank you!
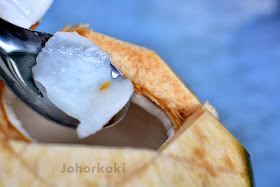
[2, 87, 173, 150]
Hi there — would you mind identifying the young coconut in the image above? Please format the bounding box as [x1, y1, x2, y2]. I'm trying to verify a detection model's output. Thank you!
[0, 25, 254, 186]
[0, 2, 254, 185]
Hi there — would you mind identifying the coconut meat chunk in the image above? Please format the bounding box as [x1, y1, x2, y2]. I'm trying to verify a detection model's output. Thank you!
[32, 32, 134, 138]
[0, 0, 53, 28]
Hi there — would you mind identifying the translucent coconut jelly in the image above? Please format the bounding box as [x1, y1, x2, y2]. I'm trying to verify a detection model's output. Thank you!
[32, 32, 133, 138]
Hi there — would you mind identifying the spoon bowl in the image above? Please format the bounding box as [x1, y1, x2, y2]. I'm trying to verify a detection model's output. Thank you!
[0, 18, 130, 129]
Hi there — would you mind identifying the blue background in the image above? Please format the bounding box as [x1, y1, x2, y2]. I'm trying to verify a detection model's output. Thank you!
[38, 0, 280, 186]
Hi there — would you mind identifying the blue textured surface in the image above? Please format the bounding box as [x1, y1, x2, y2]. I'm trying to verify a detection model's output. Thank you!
[38, 1, 280, 186]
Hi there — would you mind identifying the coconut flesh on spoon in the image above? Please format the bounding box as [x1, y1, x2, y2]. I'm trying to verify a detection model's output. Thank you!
[32, 31, 134, 138]
[1, 0, 136, 138]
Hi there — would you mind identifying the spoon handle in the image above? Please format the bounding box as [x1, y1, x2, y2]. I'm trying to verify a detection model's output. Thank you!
[0, 18, 51, 54]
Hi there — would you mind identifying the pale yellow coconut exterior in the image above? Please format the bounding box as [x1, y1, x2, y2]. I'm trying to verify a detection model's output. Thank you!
[0, 25, 253, 187]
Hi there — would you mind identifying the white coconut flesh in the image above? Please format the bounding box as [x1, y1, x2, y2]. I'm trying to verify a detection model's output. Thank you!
[2, 87, 174, 150]
[0, 0, 53, 28]
[32, 31, 134, 138]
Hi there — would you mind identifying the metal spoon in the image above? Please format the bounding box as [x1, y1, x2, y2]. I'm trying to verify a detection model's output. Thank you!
[0, 18, 130, 129]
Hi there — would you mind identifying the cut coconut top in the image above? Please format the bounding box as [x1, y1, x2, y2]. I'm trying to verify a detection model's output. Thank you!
[2, 88, 173, 149]
[0, 0, 53, 28]
[32, 31, 134, 138]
